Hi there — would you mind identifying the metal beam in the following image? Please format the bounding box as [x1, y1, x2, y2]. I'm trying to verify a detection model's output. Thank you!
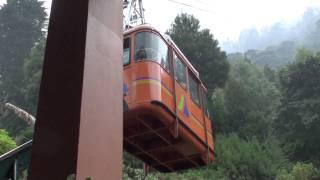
[137, 117, 200, 167]
[28, 0, 123, 179]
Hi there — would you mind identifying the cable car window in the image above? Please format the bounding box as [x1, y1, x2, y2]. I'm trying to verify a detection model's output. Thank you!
[135, 32, 169, 71]
[174, 54, 187, 89]
[123, 38, 130, 65]
[189, 73, 200, 106]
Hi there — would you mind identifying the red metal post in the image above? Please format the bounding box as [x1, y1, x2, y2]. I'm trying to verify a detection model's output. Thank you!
[28, 0, 123, 179]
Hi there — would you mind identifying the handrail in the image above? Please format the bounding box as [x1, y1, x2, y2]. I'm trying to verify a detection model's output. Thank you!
[0, 140, 32, 162]
[0, 140, 32, 180]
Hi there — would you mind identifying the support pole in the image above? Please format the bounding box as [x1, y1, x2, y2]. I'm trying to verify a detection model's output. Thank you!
[13, 159, 18, 180]
[28, 0, 123, 179]
[143, 163, 150, 176]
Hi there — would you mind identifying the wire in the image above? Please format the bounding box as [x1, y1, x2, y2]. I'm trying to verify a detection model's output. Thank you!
[167, 0, 193, 8]
[190, 0, 209, 6]
[166, 0, 215, 14]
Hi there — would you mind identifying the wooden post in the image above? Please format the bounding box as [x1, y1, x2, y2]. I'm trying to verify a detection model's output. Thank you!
[28, 0, 123, 179]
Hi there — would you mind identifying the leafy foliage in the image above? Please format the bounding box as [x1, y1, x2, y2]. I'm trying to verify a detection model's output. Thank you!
[167, 13, 230, 93]
[123, 152, 143, 170]
[276, 162, 320, 180]
[23, 39, 45, 114]
[212, 60, 280, 140]
[276, 50, 320, 165]
[0, 129, 16, 154]
[211, 134, 287, 180]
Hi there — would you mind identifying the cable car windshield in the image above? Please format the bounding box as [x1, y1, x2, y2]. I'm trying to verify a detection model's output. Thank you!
[135, 32, 169, 70]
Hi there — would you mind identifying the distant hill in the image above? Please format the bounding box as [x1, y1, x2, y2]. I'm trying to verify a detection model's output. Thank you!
[223, 8, 320, 53]
[228, 41, 297, 68]
[226, 8, 320, 68]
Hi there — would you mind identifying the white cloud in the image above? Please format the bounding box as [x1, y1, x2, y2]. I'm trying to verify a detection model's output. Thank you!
[0, 0, 5, 5]
[144, 0, 320, 41]
[2, 0, 320, 42]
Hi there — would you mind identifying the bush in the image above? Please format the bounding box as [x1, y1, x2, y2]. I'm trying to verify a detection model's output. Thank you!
[210, 134, 287, 180]
[276, 162, 320, 180]
[0, 129, 16, 154]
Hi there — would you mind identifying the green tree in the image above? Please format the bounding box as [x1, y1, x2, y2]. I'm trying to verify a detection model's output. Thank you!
[167, 13, 229, 94]
[263, 65, 277, 83]
[0, 0, 46, 103]
[276, 50, 320, 165]
[0, 0, 46, 135]
[23, 38, 45, 114]
[0, 129, 16, 154]
[212, 60, 280, 140]
[210, 88, 226, 133]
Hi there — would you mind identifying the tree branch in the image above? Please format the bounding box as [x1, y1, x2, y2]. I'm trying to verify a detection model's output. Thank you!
[4, 103, 35, 126]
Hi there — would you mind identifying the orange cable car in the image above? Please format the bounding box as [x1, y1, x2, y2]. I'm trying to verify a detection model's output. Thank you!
[123, 25, 215, 172]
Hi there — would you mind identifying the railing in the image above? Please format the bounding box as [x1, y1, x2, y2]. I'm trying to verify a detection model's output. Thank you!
[0, 140, 32, 180]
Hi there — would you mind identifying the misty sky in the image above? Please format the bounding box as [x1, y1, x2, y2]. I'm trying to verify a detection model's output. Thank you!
[1, 0, 320, 43]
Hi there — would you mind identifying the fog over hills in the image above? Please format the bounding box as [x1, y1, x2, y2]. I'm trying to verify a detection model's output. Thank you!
[223, 8, 320, 68]
[222, 7, 320, 53]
